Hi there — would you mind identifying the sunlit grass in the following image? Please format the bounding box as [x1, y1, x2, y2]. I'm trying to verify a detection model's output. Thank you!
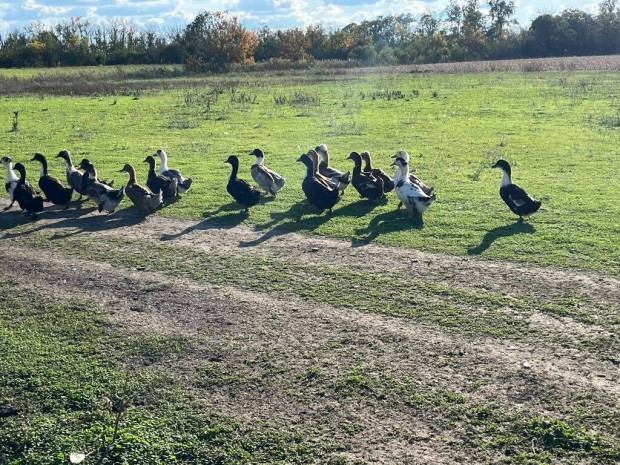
[2, 68, 620, 273]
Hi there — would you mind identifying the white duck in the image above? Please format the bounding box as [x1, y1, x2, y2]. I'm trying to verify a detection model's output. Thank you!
[249, 148, 285, 196]
[391, 150, 434, 196]
[391, 157, 436, 216]
[155, 149, 193, 194]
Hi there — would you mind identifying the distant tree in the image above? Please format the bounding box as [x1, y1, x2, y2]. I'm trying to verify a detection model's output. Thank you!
[305, 24, 329, 59]
[418, 12, 441, 36]
[460, 0, 488, 57]
[445, 0, 463, 37]
[487, 0, 517, 39]
[183, 11, 258, 71]
[597, 0, 620, 53]
[277, 28, 308, 60]
[254, 24, 280, 61]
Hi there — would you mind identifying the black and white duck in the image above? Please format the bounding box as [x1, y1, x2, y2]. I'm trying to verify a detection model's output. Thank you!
[315, 143, 351, 192]
[143, 155, 178, 199]
[391, 157, 436, 216]
[306, 149, 342, 191]
[119, 163, 162, 213]
[249, 148, 285, 196]
[347, 151, 384, 201]
[12, 163, 44, 216]
[491, 159, 541, 221]
[56, 149, 87, 200]
[2, 156, 31, 210]
[360, 151, 394, 193]
[225, 155, 261, 212]
[155, 149, 193, 194]
[298, 153, 340, 214]
[31, 153, 73, 209]
[391, 150, 434, 196]
[79, 160, 125, 213]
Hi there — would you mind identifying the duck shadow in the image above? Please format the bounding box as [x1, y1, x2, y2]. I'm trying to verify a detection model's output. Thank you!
[1, 204, 146, 240]
[160, 209, 248, 241]
[467, 221, 536, 255]
[352, 208, 424, 246]
[242, 198, 384, 248]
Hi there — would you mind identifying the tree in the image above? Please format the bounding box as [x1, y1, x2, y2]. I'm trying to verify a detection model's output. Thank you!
[445, 1, 463, 37]
[183, 11, 258, 71]
[487, 0, 517, 39]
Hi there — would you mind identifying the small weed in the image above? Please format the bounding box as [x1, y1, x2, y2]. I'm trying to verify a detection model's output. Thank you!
[11, 111, 19, 132]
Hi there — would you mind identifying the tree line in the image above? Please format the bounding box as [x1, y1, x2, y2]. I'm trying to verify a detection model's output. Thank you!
[0, 1, 619, 70]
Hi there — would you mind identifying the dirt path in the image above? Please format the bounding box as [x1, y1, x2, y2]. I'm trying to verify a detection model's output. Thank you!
[3, 209, 620, 464]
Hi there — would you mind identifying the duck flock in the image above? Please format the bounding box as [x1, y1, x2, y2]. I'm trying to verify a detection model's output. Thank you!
[2, 144, 541, 223]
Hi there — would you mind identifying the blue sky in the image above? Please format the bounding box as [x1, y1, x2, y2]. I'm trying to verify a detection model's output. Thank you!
[0, 1, 602, 36]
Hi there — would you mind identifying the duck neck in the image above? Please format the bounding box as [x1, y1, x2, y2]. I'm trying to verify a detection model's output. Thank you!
[39, 158, 48, 177]
[159, 154, 169, 172]
[363, 156, 371, 172]
[127, 167, 137, 184]
[352, 157, 362, 175]
[305, 161, 315, 179]
[228, 161, 239, 180]
[501, 170, 512, 187]
[254, 156, 264, 166]
[17, 169, 26, 185]
[394, 164, 406, 183]
[4, 164, 18, 182]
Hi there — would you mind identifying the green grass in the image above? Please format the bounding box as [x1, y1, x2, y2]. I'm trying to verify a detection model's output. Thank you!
[0, 286, 344, 464]
[4, 229, 618, 362]
[1, 69, 620, 274]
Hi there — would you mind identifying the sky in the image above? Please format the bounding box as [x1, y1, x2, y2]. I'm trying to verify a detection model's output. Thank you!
[0, 1, 602, 36]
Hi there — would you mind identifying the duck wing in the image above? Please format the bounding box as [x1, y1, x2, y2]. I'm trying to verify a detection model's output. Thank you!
[371, 168, 394, 192]
[500, 183, 540, 215]
[161, 168, 185, 182]
[251, 165, 275, 190]
[68, 171, 86, 194]
[39, 175, 73, 204]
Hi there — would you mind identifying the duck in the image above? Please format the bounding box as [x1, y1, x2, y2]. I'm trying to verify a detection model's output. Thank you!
[56, 149, 87, 200]
[12, 163, 44, 216]
[143, 155, 178, 200]
[31, 153, 73, 209]
[391, 157, 436, 216]
[306, 149, 342, 191]
[79, 160, 125, 213]
[360, 151, 394, 193]
[2, 156, 30, 210]
[298, 153, 340, 214]
[391, 150, 434, 196]
[155, 149, 193, 194]
[119, 163, 162, 213]
[314, 143, 351, 192]
[78, 158, 115, 188]
[249, 148, 285, 196]
[347, 151, 384, 201]
[225, 155, 261, 212]
[491, 159, 541, 221]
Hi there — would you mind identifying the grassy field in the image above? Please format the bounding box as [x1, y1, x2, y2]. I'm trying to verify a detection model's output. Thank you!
[1, 61, 620, 464]
[2, 66, 620, 272]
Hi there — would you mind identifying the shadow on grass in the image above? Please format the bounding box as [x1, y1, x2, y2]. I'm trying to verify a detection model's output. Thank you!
[1, 203, 147, 239]
[160, 205, 249, 241]
[467, 221, 536, 255]
[352, 208, 424, 246]
[241, 198, 383, 248]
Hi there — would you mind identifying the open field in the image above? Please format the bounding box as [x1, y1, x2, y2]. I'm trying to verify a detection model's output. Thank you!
[1, 61, 620, 464]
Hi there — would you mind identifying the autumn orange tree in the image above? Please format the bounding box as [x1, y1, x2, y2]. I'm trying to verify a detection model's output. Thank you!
[183, 11, 258, 71]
